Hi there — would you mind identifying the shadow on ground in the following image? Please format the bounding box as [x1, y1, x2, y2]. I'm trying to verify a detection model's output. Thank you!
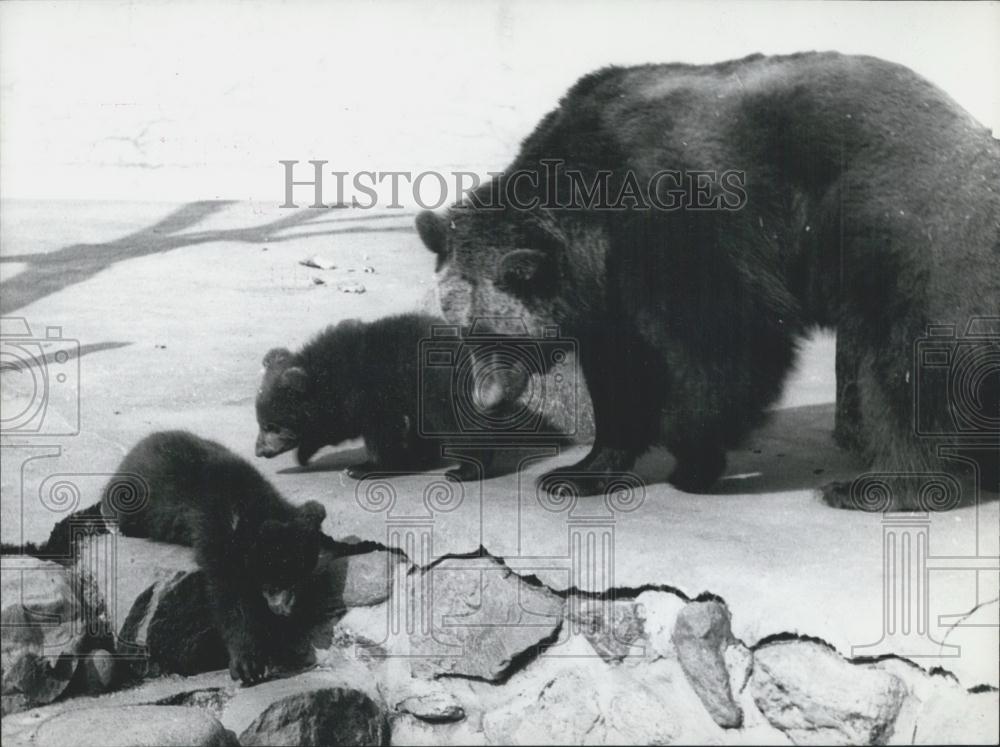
[0, 201, 416, 313]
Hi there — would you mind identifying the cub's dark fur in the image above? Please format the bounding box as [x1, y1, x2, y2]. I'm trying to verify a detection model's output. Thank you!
[255, 313, 493, 481]
[5, 431, 328, 684]
[416, 52, 1000, 509]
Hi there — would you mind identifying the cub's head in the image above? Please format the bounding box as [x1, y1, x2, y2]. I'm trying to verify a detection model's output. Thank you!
[416, 205, 573, 337]
[243, 500, 326, 616]
[255, 348, 309, 459]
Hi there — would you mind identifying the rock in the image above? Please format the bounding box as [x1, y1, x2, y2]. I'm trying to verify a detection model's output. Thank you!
[299, 255, 337, 269]
[31, 705, 238, 746]
[1, 557, 90, 714]
[77, 649, 117, 694]
[751, 640, 907, 745]
[633, 589, 687, 659]
[397, 692, 466, 723]
[337, 281, 366, 294]
[671, 600, 743, 728]
[1, 671, 237, 746]
[483, 662, 676, 745]
[410, 556, 564, 680]
[221, 665, 387, 746]
[724, 641, 753, 695]
[76, 535, 200, 650]
[238, 688, 387, 746]
[566, 598, 643, 663]
[936, 598, 1000, 688]
[339, 550, 404, 609]
[911, 688, 999, 745]
[118, 570, 227, 679]
[391, 714, 486, 746]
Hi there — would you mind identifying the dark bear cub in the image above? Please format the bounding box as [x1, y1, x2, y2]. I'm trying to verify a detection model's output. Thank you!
[6, 431, 329, 684]
[103, 431, 327, 683]
[255, 313, 497, 482]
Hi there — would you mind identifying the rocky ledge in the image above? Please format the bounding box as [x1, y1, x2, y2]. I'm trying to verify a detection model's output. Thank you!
[2, 538, 996, 746]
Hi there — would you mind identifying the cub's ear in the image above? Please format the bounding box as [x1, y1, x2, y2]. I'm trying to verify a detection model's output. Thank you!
[296, 500, 326, 530]
[496, 249, 556, 296]
[280, 366, 309, 392]
[416, 210, 448, 256]
[263, 348, 292, 368]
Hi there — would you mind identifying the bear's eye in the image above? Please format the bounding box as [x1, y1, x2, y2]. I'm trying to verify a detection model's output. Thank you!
[267, 423, 281, 433]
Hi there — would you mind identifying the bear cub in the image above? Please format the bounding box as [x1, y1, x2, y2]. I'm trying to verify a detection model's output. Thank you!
[106, 431, 329, 683]
[255, 313, 499, 482]
[5, 431, 330, 684]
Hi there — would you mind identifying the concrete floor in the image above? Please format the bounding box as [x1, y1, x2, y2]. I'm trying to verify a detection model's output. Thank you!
[1, 199, 996, 689]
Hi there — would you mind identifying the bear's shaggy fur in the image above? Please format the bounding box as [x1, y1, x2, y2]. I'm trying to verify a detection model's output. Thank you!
[417, 52, 999, 509]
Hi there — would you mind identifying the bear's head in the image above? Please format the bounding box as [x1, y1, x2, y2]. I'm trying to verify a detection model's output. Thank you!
[241, 500, 326, 616]
[416, 202, 606, 338]
[255, 348, 310, 459]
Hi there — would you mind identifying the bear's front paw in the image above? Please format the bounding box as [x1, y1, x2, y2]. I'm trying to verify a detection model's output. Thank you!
[537, 448, 640, 497]
[667, 449, 726, 494]
[537, 469, 611, 497]
[818, 479, 895, 510]
[228, 639, 269, 685]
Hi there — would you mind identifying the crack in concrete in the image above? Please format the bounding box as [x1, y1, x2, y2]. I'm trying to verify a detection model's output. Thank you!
[366, 540, 997, 691]
[938, 594, 999, 654]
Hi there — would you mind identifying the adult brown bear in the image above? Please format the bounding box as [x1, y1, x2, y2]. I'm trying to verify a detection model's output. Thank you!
[416, 52, 1000, 510]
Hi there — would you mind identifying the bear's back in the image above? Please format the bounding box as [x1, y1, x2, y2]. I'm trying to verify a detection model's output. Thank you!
[520, 51, 994, 176]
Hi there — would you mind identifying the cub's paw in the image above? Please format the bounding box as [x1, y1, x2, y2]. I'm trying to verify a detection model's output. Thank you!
[228, 639, 269, 685]
[346, 461, 378, 480]
[296, 442, 321, 467]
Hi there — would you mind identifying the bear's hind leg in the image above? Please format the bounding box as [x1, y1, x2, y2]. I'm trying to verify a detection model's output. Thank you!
[820, 348, 977, 511]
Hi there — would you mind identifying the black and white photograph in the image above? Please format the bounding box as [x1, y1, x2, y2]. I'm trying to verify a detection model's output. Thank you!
[1, 1, 998, 744]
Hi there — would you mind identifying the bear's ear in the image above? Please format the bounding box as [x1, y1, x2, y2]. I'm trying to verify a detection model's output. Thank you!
[416, 210, 448, 256]
[496, 249, 557, 296]
[280, 366, 309, 392]
[296, 500, 326, 530]
[263, 347, 292, 368]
